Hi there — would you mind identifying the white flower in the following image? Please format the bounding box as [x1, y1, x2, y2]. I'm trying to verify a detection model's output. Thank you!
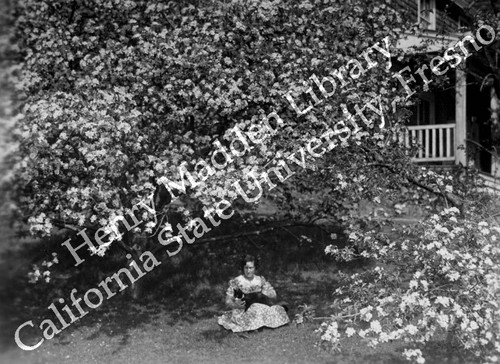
[437, 314, 449, 329]
[420, 280, 428, 291]
[460, 319, 469, 331]
[370, 320, 382, 333]
[443, 207, 459, 215]
[419, 297, 431, 308]
[403, 348, 425, 363]
[438, 247, 454, 260]
[324, 245, 337, 255]
[379, 332, 390, 342]
[469, 321, 479, 330]
[406, 324, 418, 335]
[345, 327, 355, 337]
[435, 296, 450, 307]
[320, 321, 340, 343]
[447, 271, 460, 281]
[376, 306, 387, 317]
[453, 304, 465, 317]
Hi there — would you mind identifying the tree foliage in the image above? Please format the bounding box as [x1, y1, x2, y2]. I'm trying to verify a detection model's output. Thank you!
[9, 0, 408, 240]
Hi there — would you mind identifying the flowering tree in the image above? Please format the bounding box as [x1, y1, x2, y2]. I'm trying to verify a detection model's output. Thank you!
[8, 0, 409, 254]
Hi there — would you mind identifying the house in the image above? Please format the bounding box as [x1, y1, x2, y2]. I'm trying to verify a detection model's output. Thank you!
[394, 0, 500, 191]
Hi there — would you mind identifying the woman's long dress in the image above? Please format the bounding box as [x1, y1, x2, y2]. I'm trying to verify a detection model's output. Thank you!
[217, 275, 290, 332]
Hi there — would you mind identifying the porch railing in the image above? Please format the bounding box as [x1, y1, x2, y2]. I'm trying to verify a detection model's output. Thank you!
[396, 123, 456, 163]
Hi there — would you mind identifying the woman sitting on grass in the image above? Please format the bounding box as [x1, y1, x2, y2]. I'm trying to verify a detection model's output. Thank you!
[218, 255, 290, 332]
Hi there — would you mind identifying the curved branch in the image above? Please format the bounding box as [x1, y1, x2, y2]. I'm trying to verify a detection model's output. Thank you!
[466, 138, 500, 161]
[115, 236, 140, 260]
[367, 163, 463, 208]
[152, 221, 334, 256]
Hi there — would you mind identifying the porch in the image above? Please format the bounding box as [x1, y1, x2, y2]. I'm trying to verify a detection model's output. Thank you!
[397, 123, 457, 163]
[394, 25, 500, 192]
[396, 122, 500, 193]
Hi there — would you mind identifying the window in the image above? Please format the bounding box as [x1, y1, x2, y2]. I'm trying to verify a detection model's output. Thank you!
[418, 0, 436, 31]
[418, 98, 431, 124]
[457, 16, 469, 31]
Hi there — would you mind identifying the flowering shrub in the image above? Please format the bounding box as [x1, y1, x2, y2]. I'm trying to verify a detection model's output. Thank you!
[321, 206, 500, 363]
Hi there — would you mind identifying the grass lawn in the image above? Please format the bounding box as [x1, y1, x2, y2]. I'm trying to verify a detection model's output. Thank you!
[0, 222, 477, 364]
[0, 299, 472, 364]
[0, 301, 412, 364]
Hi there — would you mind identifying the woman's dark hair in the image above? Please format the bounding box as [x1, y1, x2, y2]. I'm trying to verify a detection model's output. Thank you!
[240, 254, 258, 270]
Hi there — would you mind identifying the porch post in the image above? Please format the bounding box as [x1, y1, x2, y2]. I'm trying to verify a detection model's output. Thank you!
[455, 67, 467, 166]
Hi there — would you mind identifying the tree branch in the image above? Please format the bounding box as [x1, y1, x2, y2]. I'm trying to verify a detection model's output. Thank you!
[466, 138, 500, 161]
[152, 221, 334, 256]
[115, 236, 140, 259]
[367, 163, 463, 208]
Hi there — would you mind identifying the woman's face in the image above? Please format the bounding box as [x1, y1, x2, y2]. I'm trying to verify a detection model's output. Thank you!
[243, 261, 255, 279]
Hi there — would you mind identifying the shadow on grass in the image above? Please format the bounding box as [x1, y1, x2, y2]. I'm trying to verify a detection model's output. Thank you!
[200, 328, 232, 343]
[0, 222, 351, 355]
[0, 221, 480, 363]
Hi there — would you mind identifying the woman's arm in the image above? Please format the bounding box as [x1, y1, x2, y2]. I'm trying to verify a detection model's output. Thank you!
[225, 294, 245, 309]
[260, 276, 277, 300]
[225, 278, 245, 309]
